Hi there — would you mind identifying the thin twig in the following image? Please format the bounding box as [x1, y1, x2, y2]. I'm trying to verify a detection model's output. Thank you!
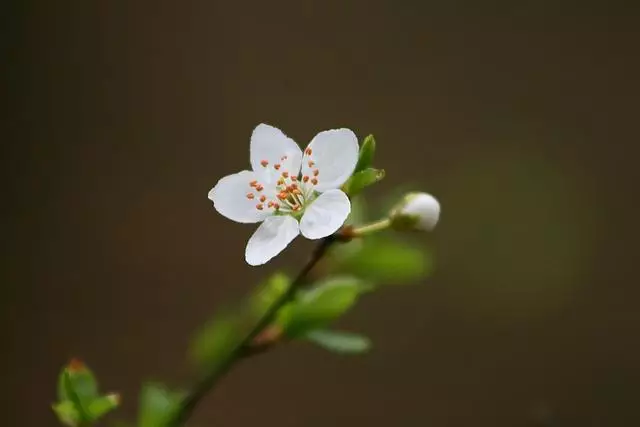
[168, 236, 337, 426]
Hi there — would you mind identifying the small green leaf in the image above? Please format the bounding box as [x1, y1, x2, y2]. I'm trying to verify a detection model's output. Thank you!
[355, 134, 376, 172]
[306, 330, 372, 354]
[335, 237, 430, 284]
[52, 401, 80, 426]
[138, 383, 184, 427]
[342, 168, 385, 196]
[190, 272, 291, 369]
[277, 277, 371, 338]
[57, 360, 99, 421]
[87, 393, 120, 420]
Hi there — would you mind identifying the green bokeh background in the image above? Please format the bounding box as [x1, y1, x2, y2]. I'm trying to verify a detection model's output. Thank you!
[5, 2, 639, 426]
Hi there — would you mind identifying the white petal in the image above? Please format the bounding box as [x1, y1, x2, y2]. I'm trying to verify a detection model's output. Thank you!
[250, 124, 303, 184]
[208, 170, 271, 223]
[300, 189, 351, 239]
[301, 128, 359, 192]
[245, 216, 300, 266]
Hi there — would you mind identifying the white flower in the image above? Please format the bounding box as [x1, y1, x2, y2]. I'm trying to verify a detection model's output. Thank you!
[208, 124, 359, 266]
[391, 192, 440, 231]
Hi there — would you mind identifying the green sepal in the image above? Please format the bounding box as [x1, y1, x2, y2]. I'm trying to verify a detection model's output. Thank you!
[355, 134, 376, 172]
[342, 168, 385, 196]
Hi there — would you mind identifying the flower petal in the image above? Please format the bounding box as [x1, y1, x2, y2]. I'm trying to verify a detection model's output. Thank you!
[245, 215, 300, 266]
[300, 189, 351, 239]
[208, 170, 272, 223]
[250, 124, 303, 183]
[301, 128, 359, 192]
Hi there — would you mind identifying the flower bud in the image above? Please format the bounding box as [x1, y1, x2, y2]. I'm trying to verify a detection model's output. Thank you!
[390, 192, 440, 231]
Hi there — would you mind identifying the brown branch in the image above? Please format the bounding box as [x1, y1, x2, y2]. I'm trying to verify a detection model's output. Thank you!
[168, 235, 338, 427]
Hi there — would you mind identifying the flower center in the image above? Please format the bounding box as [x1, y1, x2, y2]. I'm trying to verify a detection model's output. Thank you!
[246, 152, 321, 216]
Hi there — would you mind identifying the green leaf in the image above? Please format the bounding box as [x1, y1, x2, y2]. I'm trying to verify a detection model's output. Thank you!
[57, 360, 99, 421]
[277, 277, 371, 338]
[138, 383, 184, 427]
[190, 272, 291, 369]
[306, 330, 372, 354]
[342, 168, 385, 196]
[87, 393, 120, 420]
[52, 401, 80, 427]
[355, 134, 376, 172]
[335, 237, 430, 284]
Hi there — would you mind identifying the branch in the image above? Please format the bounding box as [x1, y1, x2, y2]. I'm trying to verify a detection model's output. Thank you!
[168, 235, 338, 426]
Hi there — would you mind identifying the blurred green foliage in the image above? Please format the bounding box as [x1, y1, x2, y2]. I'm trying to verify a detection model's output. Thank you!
[52, 360, 119, 426]
[190, 273, 291, 370]
[331, 236, 431, 284]
[305, 330, 372, 354]
[276, 277, 372, 338]
[137, 383, 184, 427]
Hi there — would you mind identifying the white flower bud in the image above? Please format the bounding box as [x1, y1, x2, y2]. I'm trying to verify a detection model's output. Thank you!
[390, 192, 440, 231]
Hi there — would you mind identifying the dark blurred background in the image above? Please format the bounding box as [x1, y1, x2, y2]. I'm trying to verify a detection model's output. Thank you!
[5, 1, 640, 426]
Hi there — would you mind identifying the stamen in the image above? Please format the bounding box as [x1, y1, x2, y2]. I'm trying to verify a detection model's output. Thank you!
[277, 192, 288, 200]
[256, 204, 264, 210]
[313, 169, 319, 176]
[256, 184, 264, 192]
[282, 171, 289, 178]
[308, 160, 315, 167]
[311, 178, 318, 185]
[290, 176, 298, 182]
[249, 180, 258, 187]
[273, 202, 280, 210]
[305, 148, 312, 155]
[302, 176, 310, 183]
[246, 193, 255, 200]
[259, 195, 266, 202]
[277, 178, 285, 185]
[260, 160, 269, 167]
[267, 201, 274, 208]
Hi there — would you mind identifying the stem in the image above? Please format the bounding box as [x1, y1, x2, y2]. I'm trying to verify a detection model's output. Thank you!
[350, 218, 391, 237]
[168, 236, 336, 427]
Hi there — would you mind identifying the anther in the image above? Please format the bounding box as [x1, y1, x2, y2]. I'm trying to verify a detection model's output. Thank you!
[256, 184, 264, 192]
[246, 193, 255, 200]
[282, 171, 289, 178]
[274, 164, 281, 170]
[267, 201, 274, 208]
[313, 169, 319, 176]
[291, 176, 298, 182]
[303, 176, 310, 183]
[274, 203, 280, 210]
[308, 160, 315, 167]
[259, 195, 267, 202]
[260, 160, 269, 167]
[281, 155, 288, 161]
[277, 178, 285, 185]
[311, 178, 318, 185]
[305, 148, 312, 155]
[278, 192, 288, 200]
[249, 180, 258, 187]
[256, 204, 264, 210]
